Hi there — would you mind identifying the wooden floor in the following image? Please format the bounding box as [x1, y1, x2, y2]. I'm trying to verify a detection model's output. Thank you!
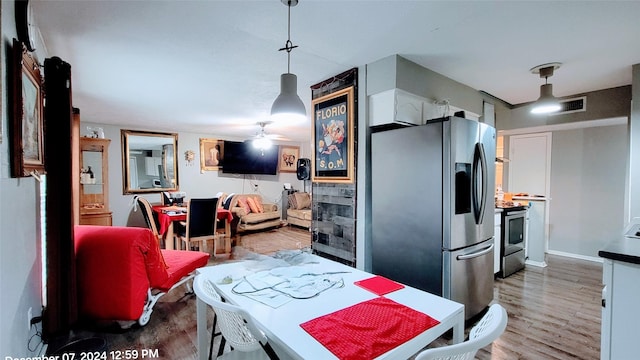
[60, 228, 603, 359]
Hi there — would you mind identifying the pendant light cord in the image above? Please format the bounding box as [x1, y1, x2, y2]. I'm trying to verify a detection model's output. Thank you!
[278, 1, 298, 73]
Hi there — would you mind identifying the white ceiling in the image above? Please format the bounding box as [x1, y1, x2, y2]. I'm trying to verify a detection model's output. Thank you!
[32, 0, 640, 142]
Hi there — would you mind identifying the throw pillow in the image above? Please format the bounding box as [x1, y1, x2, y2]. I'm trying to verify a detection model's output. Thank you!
[288, 193, 298, 209]
[237, 197, 251, 214]
[246, 196, 261, 214]
[254, 196, 265, 213]
[294, 192, 311, 210]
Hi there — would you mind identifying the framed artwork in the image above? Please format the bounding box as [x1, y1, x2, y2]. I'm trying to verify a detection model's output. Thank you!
[11, 39, 44, 177]
[311, 86, 355, 183]
[200, 138, 224, 171]
[278, 145, 300, 173]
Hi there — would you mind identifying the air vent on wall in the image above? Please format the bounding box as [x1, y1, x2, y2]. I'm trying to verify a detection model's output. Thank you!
[550, 96, 586, 116]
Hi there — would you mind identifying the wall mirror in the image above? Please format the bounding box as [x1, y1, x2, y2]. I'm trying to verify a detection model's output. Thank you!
[121, 129, 179, 194]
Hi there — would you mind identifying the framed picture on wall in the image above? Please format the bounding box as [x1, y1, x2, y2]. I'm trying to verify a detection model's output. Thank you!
[278, 145, 299, 173]
[11, 39, 45, 177]
[311, 86, 355, 183]
[200, 138, 224, 172]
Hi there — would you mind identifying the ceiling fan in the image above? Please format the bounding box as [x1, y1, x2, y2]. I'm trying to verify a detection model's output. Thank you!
[250, 121, 288, 153]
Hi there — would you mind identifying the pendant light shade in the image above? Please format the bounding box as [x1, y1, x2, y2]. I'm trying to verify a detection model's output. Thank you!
[271, 73, 306, 122]
[531, 83, 561, 114]
[530, 62, 562, 115]
[271, 0, 306, 123]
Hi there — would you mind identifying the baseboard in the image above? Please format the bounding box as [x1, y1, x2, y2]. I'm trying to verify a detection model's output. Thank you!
[525, 259, 547, 268]
[546, 250, 603, 263]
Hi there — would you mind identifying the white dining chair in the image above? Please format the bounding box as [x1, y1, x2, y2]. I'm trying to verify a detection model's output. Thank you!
[415, 303, 508, 360]
[193, 274, 280, 360]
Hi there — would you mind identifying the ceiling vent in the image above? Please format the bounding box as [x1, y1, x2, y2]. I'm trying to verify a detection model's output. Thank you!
[550, 96, 586, 116]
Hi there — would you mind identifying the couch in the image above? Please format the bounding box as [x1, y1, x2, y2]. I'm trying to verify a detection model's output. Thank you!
[286, 192, 312, 229]
[228, 194, 281, 233]
[74, 225, 209, 327]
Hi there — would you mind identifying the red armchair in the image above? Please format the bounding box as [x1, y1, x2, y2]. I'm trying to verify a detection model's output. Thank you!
[74, 225, 209, 327]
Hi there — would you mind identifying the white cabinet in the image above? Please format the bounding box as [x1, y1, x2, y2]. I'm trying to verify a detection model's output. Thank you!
[601, 258, 640, 359]
[525, 199, 547, 267]
[369, 89, 425, 127]
[145, 156, 162, 176]
[494, 211, 502, 274]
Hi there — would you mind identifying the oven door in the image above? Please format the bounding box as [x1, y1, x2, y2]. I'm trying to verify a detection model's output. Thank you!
[504, 210, 526, 256]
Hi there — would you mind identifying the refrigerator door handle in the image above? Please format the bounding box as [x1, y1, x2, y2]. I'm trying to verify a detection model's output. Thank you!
[472, 143, 488, 224]
[456, 243, 494, 260]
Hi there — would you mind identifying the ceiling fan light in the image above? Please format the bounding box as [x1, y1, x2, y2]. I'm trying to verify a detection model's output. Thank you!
[252, 136, 272, 150]
[531, 83, 561, 114]
[271, 73, 306, 122]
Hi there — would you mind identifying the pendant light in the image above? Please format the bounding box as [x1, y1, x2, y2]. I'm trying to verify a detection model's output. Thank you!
[530, 63, 562, 114]
[270, 0, 306, 123]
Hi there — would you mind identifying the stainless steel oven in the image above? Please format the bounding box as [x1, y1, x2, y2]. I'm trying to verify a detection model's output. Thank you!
[500, 207, 527, 277]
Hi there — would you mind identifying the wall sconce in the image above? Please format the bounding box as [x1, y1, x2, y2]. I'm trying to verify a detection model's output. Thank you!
[184, 150, 195, 166]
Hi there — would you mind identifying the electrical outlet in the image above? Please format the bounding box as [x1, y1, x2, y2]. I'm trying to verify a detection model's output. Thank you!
[27, 307, 32, 331]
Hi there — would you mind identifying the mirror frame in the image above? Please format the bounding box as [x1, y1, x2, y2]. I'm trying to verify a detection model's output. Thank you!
[121, 129, 179, 194]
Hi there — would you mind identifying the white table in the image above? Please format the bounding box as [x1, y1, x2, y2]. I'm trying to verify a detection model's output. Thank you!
[196, 254, 464, 360]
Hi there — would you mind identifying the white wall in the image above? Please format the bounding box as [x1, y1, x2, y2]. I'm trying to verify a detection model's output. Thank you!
[548, 124, 628, 258]
[82, 122, 310, 227]
[629, 64, 640, 222]
[0, 1, 46, 356]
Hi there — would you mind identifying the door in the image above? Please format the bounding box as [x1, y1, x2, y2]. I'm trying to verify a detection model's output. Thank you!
[448, 117, 480, 250]
[444, 239, 495, 320]
[508, 133, 551, 197]
[447, 118, 496, 249]
[478, 123, 496, 240]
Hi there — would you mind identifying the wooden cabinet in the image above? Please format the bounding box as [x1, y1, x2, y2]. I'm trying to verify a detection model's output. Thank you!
[79, 137, 112, 225]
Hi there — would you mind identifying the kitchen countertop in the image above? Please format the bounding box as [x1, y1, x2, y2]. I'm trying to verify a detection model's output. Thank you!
[513, 195, 549, 201]
[495, 200, 529, 210]
[598, 223, 640, 265]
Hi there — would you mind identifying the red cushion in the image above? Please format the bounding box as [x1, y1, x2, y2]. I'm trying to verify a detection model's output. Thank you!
[237, 197, 251, 214]
[75, 225, 169, 320]
[74, 225, 210, 321]
[158, 250, 209, 292]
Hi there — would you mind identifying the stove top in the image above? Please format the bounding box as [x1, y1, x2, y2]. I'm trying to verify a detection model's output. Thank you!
[495, 200, 529, 209]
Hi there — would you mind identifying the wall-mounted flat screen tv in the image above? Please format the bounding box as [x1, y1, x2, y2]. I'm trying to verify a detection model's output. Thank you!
[221, 140, 278, 175]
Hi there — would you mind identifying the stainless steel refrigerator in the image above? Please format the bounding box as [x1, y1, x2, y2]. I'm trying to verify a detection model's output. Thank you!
[371, 116, 496, 320]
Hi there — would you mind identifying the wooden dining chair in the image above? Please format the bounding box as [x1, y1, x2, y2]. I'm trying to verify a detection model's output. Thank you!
[177, 197, 224, 254]
[134, 195, 162, 242]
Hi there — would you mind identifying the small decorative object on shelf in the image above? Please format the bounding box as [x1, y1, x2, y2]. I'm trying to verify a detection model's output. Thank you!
[85, 126, 105, 139]
[87, 166, 95, 182]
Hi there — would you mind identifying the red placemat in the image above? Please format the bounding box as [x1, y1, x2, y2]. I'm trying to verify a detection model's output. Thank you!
[300, 297, 440, 360]
[354, 275, 404, 295]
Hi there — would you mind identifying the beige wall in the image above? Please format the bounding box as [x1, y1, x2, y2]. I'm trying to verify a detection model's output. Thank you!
[0, 1, 46, 356]
[496, 86, 631, 131]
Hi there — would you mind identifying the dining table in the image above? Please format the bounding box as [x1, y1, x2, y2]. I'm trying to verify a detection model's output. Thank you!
[195, 253, 465, 360]
[152, 205, 233, 254]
